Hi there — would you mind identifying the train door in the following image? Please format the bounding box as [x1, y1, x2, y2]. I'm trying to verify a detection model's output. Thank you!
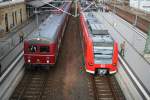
[5, 13, 9, 32]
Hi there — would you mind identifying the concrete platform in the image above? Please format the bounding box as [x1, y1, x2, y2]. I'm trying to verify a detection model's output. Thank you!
[94, 11, 150, 95]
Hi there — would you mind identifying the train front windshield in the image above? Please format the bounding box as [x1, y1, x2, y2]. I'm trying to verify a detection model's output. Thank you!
[28, 45, 50, 54]
[94, 43, 113, 64]
[29, 45, 38, 53]
[40, 46, 49, 53]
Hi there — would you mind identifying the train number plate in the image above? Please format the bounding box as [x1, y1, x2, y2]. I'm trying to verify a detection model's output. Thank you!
[98, 69, 107, 75]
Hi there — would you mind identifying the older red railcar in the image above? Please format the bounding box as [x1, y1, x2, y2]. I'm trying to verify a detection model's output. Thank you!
[24, 2, 71, 65]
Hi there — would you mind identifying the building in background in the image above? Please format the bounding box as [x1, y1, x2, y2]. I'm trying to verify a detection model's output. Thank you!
[130, 0, 150, 12]
[0, 0, 27, 36]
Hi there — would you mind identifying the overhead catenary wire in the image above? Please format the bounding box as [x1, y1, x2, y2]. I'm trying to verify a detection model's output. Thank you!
[41, 0, 76, 17]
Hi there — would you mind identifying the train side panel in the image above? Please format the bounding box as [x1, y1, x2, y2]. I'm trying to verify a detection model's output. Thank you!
[80, 13, 95, 73]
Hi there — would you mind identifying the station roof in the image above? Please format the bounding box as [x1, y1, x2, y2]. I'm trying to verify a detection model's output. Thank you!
[0, 0, 24, 8]
[27, 0, 53, 8]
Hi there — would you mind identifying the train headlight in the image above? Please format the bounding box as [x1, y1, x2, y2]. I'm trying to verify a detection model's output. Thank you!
[37, 38, 40, 41]
[28, 59, 31, 63]
[47, 60, 49, 63]
[113, 63, 117, 66]
[88, 62, 94, 66]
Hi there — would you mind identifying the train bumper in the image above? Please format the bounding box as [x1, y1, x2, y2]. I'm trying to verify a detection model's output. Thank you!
[85, 64, 117, 75]
[109, 70, 117, 74]
[85, 63, 95, 74]
[86, 69, 95, 74]
[24, 55, 56, 65]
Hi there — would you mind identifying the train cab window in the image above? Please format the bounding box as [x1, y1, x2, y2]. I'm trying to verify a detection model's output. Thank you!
[40, 46, 49, 53]
[29, 45, 37, 52]
[94, 46, 113, 64]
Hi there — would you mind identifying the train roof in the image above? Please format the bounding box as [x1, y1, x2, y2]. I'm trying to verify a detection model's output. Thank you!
[26, 2, 71, 44]
[82, 12, 114, 46]
[27, 0, 53, 8]
[28, 14, 62, 41]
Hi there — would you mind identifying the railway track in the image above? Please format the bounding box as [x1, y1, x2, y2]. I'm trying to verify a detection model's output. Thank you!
[10, 63, 68, 100]
[88, 75, 126, 100]
[10, 69, 49, 100]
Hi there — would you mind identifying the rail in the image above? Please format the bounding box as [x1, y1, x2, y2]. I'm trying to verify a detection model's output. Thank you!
[10, 68, 49, 99]
[89, 75, 125, 100]
[119, 54, 150, 100]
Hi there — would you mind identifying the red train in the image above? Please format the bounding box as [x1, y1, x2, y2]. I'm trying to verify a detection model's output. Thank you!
[79, 5, 118, 75]
[24, 2, 71, 66]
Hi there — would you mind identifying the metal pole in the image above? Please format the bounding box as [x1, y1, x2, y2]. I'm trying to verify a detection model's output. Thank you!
[113, 0, 116, 14]
[34, 8, 39, 27]
[75, 0, 78, 17]
[133, 14, 137, 26]
[138, 0, 141, 9]
[0, 63, 1, 76]
[35, 8, 38, 27]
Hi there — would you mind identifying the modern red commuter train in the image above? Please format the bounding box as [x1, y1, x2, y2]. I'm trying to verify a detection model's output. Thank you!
[24, 2, 71, 66]
[79, 5, 118, 75]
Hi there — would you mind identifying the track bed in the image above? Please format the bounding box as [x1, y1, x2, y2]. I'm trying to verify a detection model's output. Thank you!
[88, 75, 126, 100]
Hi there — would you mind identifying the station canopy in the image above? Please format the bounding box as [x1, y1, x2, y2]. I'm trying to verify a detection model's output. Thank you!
[27, 0, 53, 8]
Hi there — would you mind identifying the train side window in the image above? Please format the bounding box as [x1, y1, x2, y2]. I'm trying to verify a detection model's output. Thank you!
[29, 45, 37, 52]
[40, 46, 49, 53]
